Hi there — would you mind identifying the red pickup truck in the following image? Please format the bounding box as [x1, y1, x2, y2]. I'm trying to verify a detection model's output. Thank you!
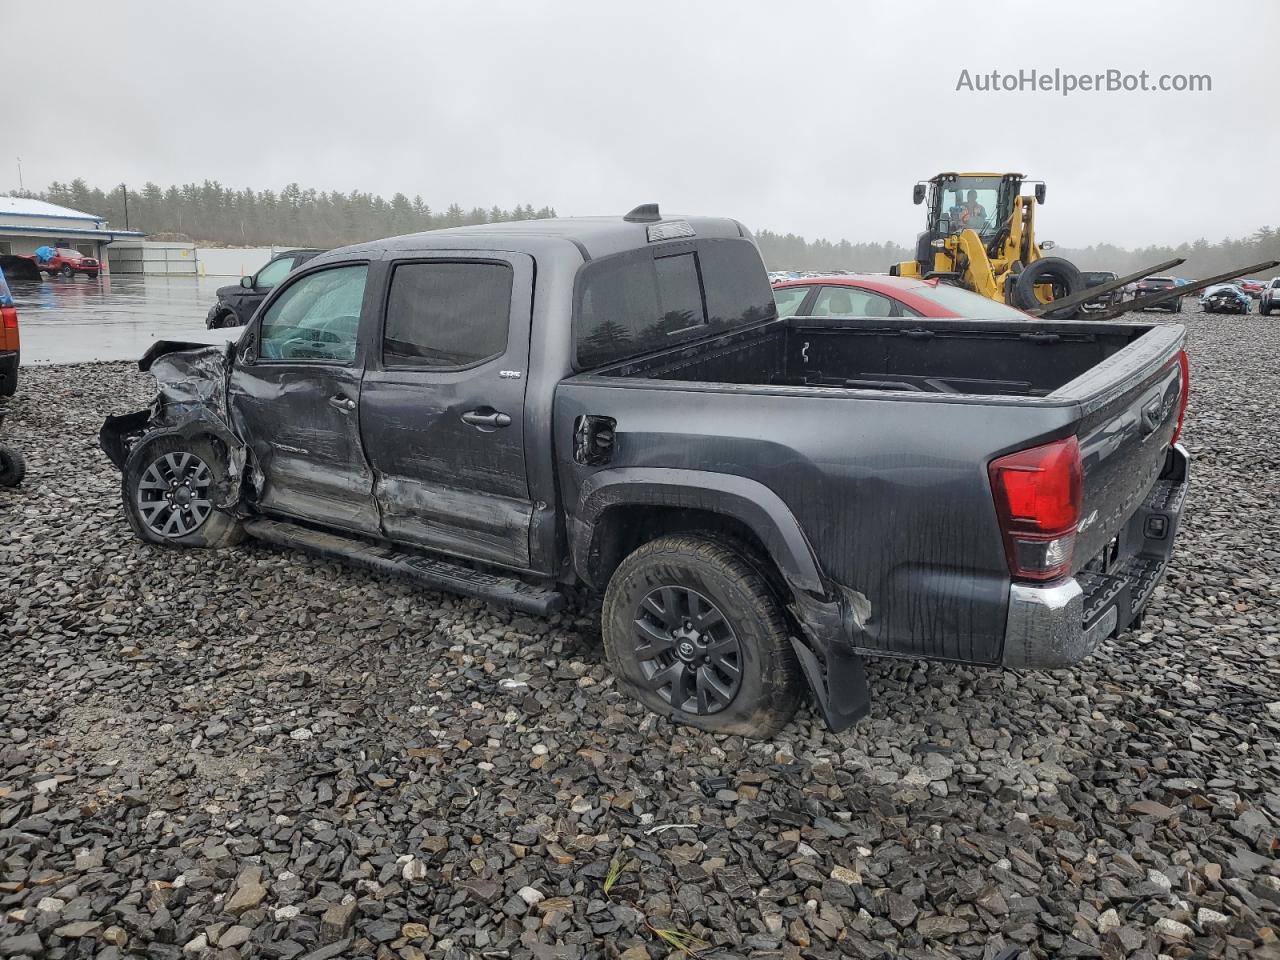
[24, 247, 101, 278]
[0, 265, 18, 396]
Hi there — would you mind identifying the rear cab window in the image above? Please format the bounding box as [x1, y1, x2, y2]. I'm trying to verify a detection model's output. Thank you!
[574, 237, 775, 368]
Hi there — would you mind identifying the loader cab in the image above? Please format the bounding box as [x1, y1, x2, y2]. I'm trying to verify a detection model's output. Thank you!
[923, 173, 1023, 239]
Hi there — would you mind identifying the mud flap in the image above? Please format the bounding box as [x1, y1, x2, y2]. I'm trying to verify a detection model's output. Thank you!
[790, 638, 870, 732]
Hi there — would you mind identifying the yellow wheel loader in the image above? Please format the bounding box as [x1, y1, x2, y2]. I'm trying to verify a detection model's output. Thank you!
[891, 171, 1278, 321]
[890, 172, 1086, 316]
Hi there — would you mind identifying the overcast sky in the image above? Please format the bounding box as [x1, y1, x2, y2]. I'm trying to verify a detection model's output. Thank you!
[6, 0, 1278, 248]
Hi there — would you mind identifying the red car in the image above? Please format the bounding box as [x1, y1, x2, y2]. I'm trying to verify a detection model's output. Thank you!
[772, 274, 1033, 320]
[22, 247, 101, 279]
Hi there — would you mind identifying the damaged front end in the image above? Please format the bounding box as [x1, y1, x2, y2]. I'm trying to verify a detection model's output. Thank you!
[99, 339, 249, 511]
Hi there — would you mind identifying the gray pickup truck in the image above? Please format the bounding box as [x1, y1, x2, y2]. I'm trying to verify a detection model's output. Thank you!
[100, 205, 1190, 738]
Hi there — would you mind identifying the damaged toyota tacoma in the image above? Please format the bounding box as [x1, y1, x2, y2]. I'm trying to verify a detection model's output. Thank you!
[100, 205, 1191, 738]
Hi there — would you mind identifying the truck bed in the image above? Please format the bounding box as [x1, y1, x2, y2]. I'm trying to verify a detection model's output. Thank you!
[558, 314, 1186, 665]
[589, 315, 1154, 398]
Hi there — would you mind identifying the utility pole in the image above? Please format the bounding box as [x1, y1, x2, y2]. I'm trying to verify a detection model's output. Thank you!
[16, 157, 23, 192]
[121, 183, 130, 231]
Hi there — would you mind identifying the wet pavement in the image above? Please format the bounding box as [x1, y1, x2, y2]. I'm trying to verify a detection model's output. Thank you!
[9, 273, 233, 364]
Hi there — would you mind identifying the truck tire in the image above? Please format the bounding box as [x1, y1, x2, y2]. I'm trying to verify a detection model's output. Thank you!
[602, 534, 802, 738]
[122, 435, 244, 548]
[0, 444, 26, 487]
[59, 264, 73, 278]
[1010, 257, 1086, 318]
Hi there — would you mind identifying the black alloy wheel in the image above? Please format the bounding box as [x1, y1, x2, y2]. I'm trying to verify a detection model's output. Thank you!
[135, 450, 214, 538]
[633, 584, 743, 715]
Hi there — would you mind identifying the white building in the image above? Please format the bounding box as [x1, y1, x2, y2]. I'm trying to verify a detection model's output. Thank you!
[0, 195, 144, 269]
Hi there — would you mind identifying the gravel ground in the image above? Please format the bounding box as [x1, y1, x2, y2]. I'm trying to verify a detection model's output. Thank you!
[1, 310, 1278, 960]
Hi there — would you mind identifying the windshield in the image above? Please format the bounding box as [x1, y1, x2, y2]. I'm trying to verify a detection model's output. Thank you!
[908, 282, 1031, 319]
[56, 248, 82, 258]
[938, 176, 1002, 236]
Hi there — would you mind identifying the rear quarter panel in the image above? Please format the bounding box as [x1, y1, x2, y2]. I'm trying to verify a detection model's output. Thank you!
[555, 379, 1082, 663]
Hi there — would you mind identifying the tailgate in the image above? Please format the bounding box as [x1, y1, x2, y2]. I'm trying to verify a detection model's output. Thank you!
[1064, 328, 1186, 572]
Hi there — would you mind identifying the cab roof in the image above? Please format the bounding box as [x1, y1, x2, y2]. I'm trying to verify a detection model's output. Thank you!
[317, 214, 749, 264]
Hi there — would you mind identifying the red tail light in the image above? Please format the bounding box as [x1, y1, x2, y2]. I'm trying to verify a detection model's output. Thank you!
[1, 306, 17, 330]
[1171, 350, 1189, 446]
[989, 436, 1083, 582]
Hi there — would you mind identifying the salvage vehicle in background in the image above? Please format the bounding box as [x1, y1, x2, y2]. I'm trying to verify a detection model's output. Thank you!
[772, 274, 1034, 319]
[1200, 284, 1252, 314]
[1260, 278, 1280, 316]
[101, 207, 1191, 737]
[205, 248, 325, 328]
[1235, 278, 1266, 299]
[1080, 270, 1122, 314]
[0, 264, 19, 397]
[22, 247, 101, 279]
[1132, 276, 1183, 312]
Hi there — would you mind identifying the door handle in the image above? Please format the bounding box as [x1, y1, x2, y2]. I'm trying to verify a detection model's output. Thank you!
[329, 394, 356, 412]
[461, 408, 512, 429]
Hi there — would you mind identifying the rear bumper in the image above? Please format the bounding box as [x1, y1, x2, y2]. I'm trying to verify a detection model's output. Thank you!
[1002, 443, 1189, 668]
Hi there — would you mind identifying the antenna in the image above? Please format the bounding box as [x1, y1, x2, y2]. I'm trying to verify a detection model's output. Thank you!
[623, 203, 661, 223]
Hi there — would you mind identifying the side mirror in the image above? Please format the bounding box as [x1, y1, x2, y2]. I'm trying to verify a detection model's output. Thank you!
[238, 324, 258, 363]
[912, 184, 927, 205]
[240, 275, 254, 289]
[1035, 183, 1046, 204]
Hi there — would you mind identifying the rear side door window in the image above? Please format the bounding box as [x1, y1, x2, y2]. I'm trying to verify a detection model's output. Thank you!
[811, 285, 898, 318]
[382, 261, 513, 368]
[773, 285, 811, 317]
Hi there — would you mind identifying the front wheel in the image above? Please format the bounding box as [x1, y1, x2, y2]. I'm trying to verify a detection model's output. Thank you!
[122, 435, 244, 548]
[602, 534, 802, 738]
[59, 264, 73, 278]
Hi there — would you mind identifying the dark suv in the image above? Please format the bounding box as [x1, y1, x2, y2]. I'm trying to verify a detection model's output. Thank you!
[1132, 276, 1183, 312]
[205, 249, 324, 328]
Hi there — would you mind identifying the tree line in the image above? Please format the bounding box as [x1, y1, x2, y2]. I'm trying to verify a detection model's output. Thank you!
[27, 179, 556, 248]
[12, 179, 1280, 279]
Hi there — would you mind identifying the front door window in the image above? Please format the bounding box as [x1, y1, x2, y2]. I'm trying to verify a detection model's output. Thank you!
[259, 264, 366, 363]
[254, 256, 296, 290]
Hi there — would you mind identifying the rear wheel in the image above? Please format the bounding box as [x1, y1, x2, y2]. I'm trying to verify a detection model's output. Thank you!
[0, 444, 26, 487]
[122, 435, 244, 548]
[602, 534, 802, 738]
